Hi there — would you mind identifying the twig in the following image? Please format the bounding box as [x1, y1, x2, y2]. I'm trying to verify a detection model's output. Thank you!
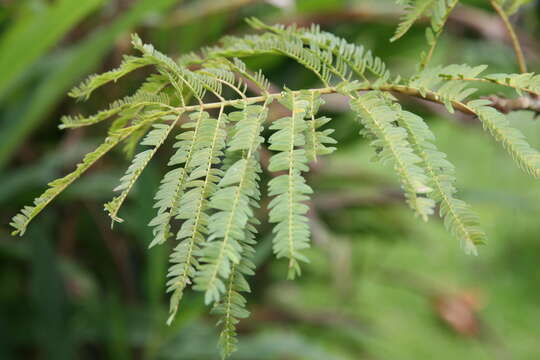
[484, 95, 540, 116]
[447, 76, 540, 98]
[168, 85, 478, 116]
[489, 0, 528, 73]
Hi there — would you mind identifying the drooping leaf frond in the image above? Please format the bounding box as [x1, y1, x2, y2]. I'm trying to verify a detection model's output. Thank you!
[10, 121, 148, 235]
[267, 91, 315, 279]
[349, 91, 435, 221]
[304, 92, 336, 162]
[105, 117, 180, 223]
[149, 109, 207, 251]
[167, 108, 228, 320]
[212, 218, 258, 359]
[396, 108, 486, 254]
[202, 104, 267, 355]
[469, 99, 540, 178]
[194, 104, 266, 305]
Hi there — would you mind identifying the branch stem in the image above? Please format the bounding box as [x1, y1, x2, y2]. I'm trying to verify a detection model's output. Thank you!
[489, 0, 527, 73]
[172, 85, 476, 116]
[447, 76, 540, 98]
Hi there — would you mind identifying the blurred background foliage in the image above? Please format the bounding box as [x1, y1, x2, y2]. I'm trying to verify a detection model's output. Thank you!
[1, 0, 540, 359]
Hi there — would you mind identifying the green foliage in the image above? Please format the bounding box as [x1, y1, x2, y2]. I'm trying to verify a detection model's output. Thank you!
[391, 0, 438, 42]
[350, 91, 435, 221]
[105, 120, 180, 223]
[10, 14, 540, 358]
[391, 0, 533, 68]
[10, 121, 147, 236]
[469, 99, 540, 178]
[483, 73, 540, 97]
[391, 0, 458, 68]
[268, 91, 315, 279]
[396, 107, 486, 254]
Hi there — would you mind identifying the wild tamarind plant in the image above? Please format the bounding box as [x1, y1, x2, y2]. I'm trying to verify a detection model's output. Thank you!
[10, 1, 540, 357]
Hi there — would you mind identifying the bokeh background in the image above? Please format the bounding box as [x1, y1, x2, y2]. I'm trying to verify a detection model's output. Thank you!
[1, 0, 540, 359]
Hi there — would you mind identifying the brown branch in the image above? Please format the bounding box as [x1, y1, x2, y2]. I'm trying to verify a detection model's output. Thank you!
[484, 95, 540, 116]
[166, 83, 540, 133]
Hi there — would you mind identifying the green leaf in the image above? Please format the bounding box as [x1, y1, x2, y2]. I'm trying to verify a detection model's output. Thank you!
[350, 91, 435, 221]
[10, 122, 146, 236]
[268, 91, 313, 279]
[469, 99, 540, 179]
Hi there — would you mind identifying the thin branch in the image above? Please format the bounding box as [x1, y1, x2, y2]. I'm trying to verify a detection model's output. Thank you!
[484, 95, 540, 116]
[167, 83, 523, 120]
[446, 76, 540, 98]
[378, 84, 476, 115]
[489, 0, 527, 73]
[171, 86, 338, 113]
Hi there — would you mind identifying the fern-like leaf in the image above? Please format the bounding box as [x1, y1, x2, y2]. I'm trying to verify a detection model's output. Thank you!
[304, 92, 336, 162]
[212, 219, 258, 359]
[469, 99, 540, 178]
[267, 91, 315, 279]
[105, 117, 180, 223]
[166, 108, 228, 322]
[246, 18, 391, 83]
[10, 122, 147, 235]
[397, 108, 486, 254]
[69, 55, 150, 100]
[60, 92, 171, 129]
[483, 72, 540, 97]
[148, 110, 212, 251]
[194, 104, 266, 304]
[349, 91, 435, 220]
[391, 0, 436, 42]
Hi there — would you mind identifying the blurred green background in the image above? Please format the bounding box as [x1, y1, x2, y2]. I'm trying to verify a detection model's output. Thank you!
[1, 0, 540, 359]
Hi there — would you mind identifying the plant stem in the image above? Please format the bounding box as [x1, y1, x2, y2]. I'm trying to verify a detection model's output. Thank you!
[447, 77, 540, 97]
[172, 86, 338, 112]
[172, 85, 476, 116]
[489, 0, 527, 73]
